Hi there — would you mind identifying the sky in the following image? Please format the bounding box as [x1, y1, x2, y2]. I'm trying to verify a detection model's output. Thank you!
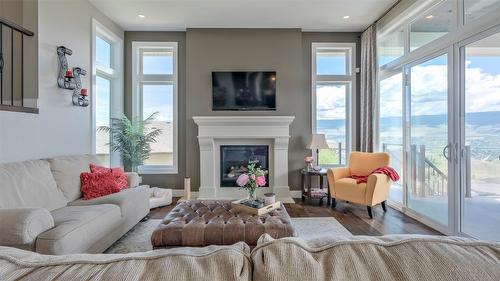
[378, 52, 500, 119]
[96, 41, 174, 125]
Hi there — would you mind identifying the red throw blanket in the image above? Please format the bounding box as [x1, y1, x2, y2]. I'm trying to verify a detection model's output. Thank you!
[351, 166, 400, 184]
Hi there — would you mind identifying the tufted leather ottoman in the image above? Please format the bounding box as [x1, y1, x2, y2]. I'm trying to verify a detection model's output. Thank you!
[151, 200, 296, 247]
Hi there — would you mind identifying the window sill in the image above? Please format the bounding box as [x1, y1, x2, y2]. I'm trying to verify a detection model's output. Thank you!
[138, 165, 178, 175]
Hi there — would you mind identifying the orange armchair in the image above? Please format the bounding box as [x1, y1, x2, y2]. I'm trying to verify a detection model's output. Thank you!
[327, 151, 391, 218]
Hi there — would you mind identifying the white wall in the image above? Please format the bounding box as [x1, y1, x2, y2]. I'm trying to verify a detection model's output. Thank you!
[0, 0, 123, 163]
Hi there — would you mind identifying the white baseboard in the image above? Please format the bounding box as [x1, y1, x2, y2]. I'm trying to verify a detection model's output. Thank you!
[171, 189, 199, 197]
[290, 190, 302, 198]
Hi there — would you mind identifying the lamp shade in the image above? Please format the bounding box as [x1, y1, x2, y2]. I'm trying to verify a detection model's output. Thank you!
[307, 134, 329, 149]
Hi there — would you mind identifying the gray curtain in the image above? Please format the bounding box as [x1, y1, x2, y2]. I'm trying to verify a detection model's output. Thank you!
[359, 24, 378, 152]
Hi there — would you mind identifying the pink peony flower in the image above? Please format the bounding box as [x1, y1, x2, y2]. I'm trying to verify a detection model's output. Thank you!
[250, 174, 256, 180]
[256, 175, 266, 187]
[236, 174, 250, 187]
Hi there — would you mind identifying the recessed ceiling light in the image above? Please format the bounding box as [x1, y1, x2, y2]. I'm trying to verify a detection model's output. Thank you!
[343, 16, 350, 19]
[425, 15, 434, 19]
[138, 14, 145, 18]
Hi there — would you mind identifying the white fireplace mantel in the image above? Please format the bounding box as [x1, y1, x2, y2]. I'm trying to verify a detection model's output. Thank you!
[193, 116, 295, 202]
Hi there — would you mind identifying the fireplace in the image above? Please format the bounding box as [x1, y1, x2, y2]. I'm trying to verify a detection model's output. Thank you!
[193, 116, 294, 202]
[220, 145, 269, 187]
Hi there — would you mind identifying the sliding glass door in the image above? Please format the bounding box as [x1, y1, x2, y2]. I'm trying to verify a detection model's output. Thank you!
[379, 72, 404, 205]
[376, 0, 500, 241]
[460, 30, 500, 241]
[407, 54, 450, 227]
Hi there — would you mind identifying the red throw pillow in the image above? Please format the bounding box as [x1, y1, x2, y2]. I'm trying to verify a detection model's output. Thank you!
[80, 172, 122, 200]
[89, 164, 128, 190]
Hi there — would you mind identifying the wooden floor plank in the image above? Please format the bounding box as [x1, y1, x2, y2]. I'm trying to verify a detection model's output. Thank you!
[149, 197, 441, 236]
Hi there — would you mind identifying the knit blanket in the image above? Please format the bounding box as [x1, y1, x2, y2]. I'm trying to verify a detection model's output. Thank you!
[351, 166, 400, 183]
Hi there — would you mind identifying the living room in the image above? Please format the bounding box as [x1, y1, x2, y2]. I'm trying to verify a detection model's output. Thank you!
[0, 0, 499, 280]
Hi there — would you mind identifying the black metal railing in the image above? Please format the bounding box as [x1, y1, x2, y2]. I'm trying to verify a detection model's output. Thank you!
[0, 16, 37, 113]
[382, 143, 448, 197]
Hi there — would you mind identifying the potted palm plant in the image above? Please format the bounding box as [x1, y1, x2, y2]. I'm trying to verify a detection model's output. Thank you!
[98, 112, 162, 172]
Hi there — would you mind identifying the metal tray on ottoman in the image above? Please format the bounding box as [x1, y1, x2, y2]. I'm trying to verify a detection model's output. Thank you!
[151, 200, 296, 248]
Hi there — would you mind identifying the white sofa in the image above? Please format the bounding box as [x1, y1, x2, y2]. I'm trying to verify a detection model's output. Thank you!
[0, 235, 499, 281]
[0, 155, 150, 255]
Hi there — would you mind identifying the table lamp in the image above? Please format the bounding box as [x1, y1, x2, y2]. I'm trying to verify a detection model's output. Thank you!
[306, 134, 329, 170]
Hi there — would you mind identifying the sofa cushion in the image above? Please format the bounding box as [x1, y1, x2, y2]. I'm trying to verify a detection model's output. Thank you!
[36, 205, 121, 255]
[48, 155, 101, 201]
[333, 178, 367, 205]
[349, 151, 390, 176]
[252, 234, 500, 281]
[89, 164, 128, 190]
[0, 243, 251, 281]
[68, 186, 150, 220]
[80, 172, 122, 200]
[0, 160, 68, 211]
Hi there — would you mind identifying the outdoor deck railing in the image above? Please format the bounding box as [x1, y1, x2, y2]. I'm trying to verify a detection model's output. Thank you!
[382, 143, 450, 198]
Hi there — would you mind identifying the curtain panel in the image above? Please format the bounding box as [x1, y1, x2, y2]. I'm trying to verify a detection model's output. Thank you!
[359, 24, 378, 152]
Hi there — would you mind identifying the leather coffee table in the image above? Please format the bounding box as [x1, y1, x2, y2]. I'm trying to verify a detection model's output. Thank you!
[151, 200, 296, 248]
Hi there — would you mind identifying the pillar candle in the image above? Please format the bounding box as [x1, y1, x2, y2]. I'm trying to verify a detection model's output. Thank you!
[184, 177, 191, 200]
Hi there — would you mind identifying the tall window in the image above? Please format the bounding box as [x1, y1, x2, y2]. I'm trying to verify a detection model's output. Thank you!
[92, 20, 123, 166]
[312, 43, 356, 166]
[132, 42, 178, 174]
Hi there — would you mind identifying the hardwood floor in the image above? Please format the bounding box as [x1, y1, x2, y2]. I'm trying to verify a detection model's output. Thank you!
[149, 197, 441, 236]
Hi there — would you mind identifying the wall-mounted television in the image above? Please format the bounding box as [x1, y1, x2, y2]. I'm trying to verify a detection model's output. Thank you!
[212, 71, 276, 111]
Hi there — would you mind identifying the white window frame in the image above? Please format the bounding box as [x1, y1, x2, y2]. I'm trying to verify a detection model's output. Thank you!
[91, 19, 123, 167]
[311, 42, 357, 167]
[131, 41, 178, 174]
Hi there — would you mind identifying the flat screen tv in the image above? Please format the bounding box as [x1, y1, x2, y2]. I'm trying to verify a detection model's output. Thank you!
[212, 71, 276, 111]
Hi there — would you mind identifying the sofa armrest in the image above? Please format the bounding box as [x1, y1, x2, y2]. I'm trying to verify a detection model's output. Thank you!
[365, 173, 391, 206]
[0, 208, 54, 249]
[327, 167, 351, 198]
[327, 167, 350, 183]
[125, 172, 141, 188]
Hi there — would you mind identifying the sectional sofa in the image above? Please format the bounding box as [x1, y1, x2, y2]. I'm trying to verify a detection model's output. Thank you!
[0, 155, 150, 255]
[0, 234, 499, 280]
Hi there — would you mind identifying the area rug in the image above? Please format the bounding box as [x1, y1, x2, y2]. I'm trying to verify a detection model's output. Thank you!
[105, 217, 351, 254]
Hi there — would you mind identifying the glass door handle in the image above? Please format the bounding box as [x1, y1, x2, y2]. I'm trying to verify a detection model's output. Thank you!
[442, 144, 450, 161]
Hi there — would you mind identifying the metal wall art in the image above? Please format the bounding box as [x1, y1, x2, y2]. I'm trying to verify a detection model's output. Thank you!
[57, 46, 88, 107]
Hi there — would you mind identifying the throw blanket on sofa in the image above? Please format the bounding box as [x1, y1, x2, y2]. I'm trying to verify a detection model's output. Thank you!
[351, 166, 400, 184]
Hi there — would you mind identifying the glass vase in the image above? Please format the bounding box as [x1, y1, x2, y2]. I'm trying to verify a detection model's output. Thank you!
[248, 188, 257, 201]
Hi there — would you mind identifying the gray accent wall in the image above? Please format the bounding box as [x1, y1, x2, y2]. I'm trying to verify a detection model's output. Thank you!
[124, 29, 361, 191]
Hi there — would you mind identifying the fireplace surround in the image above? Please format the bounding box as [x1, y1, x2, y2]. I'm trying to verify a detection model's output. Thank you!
[193, 116, 294, 202]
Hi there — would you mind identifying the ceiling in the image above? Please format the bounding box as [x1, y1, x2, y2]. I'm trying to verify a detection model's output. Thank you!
[88, 0, 397, 32]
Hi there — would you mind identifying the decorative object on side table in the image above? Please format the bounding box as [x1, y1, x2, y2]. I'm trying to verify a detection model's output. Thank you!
[98, 112, 162, 172]
[236, 163, 268, 201]
[57, 46, 88, 107]
[306, 134, 329, 170]
[304, 156, 314, 172]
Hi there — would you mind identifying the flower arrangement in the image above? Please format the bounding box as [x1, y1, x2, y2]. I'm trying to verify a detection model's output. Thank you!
[236, 163, 268, 201]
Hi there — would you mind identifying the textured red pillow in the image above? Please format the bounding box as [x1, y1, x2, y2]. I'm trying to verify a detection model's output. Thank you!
[89, 164, 128, 190]
[80, 172, 122, 200]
